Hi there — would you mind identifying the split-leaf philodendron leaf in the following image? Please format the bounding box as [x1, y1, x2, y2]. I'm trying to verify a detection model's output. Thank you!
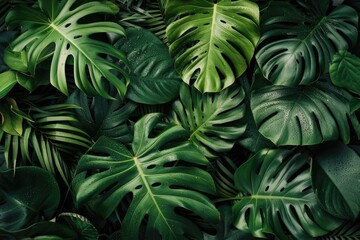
[233, 149, 342, 239]
[251, 81, 358, 146]
[256, 0, 358, 86]
[165, 0, 259, 92]
[5, 0, 130, 99]
[73, 113, 219, 240]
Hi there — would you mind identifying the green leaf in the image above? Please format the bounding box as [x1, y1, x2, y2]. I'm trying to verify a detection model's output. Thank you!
[165, 0, 260, 92]
[251, 81, 356, 146]
[115, 28, 181, 104]
[312, 142, 360, 220]
[0, 166, 60, 231]
[0, 31, 18, 73]
[318, 217, 360, 239]
[0, 71, 17, 99]
[330, 50, 360, 95]
[256, 0, 358, 86]
[169, 84, 246, 158]
[0, 98, 23, 136]
[5, 0, 130, 99]
[3, 47, 28, 73]
[233, 149, 342, 239]
[67, 90, 137, 143]
[73, 113, 219, 240]
[56, 213, 98, 240]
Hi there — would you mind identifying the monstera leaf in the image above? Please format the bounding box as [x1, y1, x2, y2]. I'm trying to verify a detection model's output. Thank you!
[5, 0, 130, 99]
[330, 50, 360, 95]
[115, 28, 181, 104]
[73, 113, 219, 240]
[256, 0, 358, 86]
[251, 81, 357, 146]
[233, 149, 342, 239]
[0, 166, 60, 231]
[312, 142, 360, 220]
[165, 0, 260, 92]
[169, 84, 246, 158]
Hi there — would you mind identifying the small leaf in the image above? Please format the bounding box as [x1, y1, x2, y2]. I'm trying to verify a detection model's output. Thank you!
[0, 71, 17, 99]
[330, 50, 360, 95]
[56, 213, 98, 240]
[312, 141, 360, 220]
[116, 28, 181, 104]
[0, 98, 23, 136]
[3, 47, 28, 73]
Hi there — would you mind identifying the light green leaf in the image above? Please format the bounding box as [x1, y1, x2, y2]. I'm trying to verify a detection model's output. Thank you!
[251, 81, 357, 146]
[115, 28, 181, 104]
[0, 98, 23, 136]
[0, 166, 60, 231]
[312, 142, 360, 220]
[169, 84, 246, 158]
[330, 50, 360, 95]
[256, 0, 358, 86]
[165, 0, 259, 92]
[73, 113, 219, 240]
[5, 0, 130, 99]
[233, 149, 342, 239]
[0, 71, 17, 99]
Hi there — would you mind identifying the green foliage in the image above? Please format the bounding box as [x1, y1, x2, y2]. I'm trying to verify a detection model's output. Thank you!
[73, 113, 218, 239]
[165, 0, 260, 92]
[5, 0, 130, 99]
[115, 28, 181, 104]
[233, 149, 342, 239]
[0, 0, 360, 239]
[169, 84, 246, 158]
[330, 50, 360, 95]
[251, 81, 357, 146]
[312, 142, 360, 220]
[0, 166, 60, 231]
[256, 0, 358, 86]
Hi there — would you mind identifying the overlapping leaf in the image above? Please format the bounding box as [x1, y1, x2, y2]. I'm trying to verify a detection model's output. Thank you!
[256, 0, 358, 86]
[5, 0, 130, 99]
[165, 0, 260, 92]
[233, 149, 342, 239]
[169, 84, 246, 158]
[251, 81, 358, 146]
[0, 166, 60, 231]
[73, 113, 218, 240]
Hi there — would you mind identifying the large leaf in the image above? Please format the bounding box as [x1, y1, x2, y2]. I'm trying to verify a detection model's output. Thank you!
[73, 113, 219, 240]
[67, 89, 137, 143]
[330, 50, 360, 95]
[312, 142, 360, 220]
[115, 28, 181, 104]
[0, 166, 60, 231]
[233, 149, 342, 239]
[5, 0, 130, 99]
[169, 84, 246, 158]
[256, 0, 358, 86]
[251, 81, 357, 146]
[165, 0, 260, 92]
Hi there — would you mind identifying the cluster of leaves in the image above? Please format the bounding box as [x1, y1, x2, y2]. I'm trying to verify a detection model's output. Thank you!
[0, 0, 359, 239]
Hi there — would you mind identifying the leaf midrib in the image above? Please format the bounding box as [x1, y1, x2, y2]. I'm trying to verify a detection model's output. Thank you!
[235, 194, 309, 202]
[132, 156, 177, 239]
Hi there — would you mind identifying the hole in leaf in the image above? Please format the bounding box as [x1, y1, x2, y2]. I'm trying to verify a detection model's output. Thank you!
[265, 185, 270, 192]
[135, 185, 142, 190]
[147, 164, 156, 170]
[74, 35, 82, 39]
[65, 23, 71, 28]
[151, 182, 161, 187]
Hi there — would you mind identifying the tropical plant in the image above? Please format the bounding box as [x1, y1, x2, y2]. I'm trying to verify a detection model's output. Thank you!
[0, 0, 359, 239]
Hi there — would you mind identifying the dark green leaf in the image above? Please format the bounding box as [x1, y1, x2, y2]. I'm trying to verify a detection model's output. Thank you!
[330, 50, 360, 95]
[312, 142, 360, 220]
[116, 28, 181, 104]
[56, 213, 98, 240]
[0, 71, 17, 99]
[233, 149, 342, 239]
[256, 0, 358, 86]
[251, 81, 357, 146]
[165, 0, 260, 92]
[0, 166, 60, 231]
